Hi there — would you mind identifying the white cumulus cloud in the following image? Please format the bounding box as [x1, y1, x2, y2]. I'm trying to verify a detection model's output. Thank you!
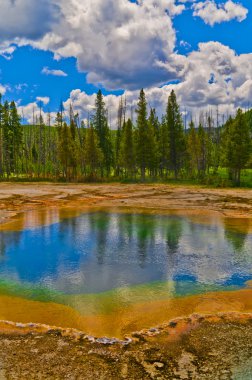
[1, 0, 252, 120]
[0, 0, 60, 40]
[60, 41, 252, 127]
[18, 102, 56, 124]
[36, 96, 50, 105]
[192, 0, 248, 26]
[0, 0, 186, 89]
[42, 67, 68, 77]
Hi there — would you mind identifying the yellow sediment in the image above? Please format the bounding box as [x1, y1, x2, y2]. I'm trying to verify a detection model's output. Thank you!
[0, 295, 85, 331]
[0, 204, 252, 233]
[0, 289, 252, 338]
[245, 280, 252, 289]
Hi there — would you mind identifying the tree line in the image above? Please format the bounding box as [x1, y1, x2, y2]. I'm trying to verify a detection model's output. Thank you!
[0, 90, 251, 186]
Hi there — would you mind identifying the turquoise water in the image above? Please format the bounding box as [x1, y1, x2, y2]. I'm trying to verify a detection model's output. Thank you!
[0, 211, 251, 302]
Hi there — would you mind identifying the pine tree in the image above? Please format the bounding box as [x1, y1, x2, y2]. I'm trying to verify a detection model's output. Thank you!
[166, 90, 186, 179]
[32, 144, 38, 165]
[55, 104, 65, 178]
[119, 119, 136, 178]
[93, 90, 106, 143]
[84, 125, 104, 179]
[103, 119, 114, 176]
[9, 101, 23, 176]
[0, 95, 3, 177]
[38, 113, 46, 178]
[187, 120, 200, 177]
[197, 123, 208, 178]
[0, 91, 251, 186]
[93, 90, 113, 176]
[148, 109, 159, 177]
[2, 101, 12, 178]
[159, 115, 169, 177]
[55, 104, 64, 129]
[206, 114, 216, 174]
[222, 109, 251, 185]
[146, 119, 158, 178]
[115, 97, 124, 176]
[135, 89, 149, 181]
[58, 122, 71, 180]
[69, 106, 79, 180]
[149, 108, 160, 141]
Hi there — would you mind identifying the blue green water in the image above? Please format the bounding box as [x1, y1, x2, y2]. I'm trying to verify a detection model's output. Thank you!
[233, 359, 252, 380]
[0, 211, 251, 304]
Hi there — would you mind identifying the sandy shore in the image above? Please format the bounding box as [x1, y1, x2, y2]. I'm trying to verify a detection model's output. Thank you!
[0, 182, 251, 230]
[0, 182, 251, 379]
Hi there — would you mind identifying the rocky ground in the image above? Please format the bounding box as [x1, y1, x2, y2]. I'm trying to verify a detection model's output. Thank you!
[0, 183, 251, 230]
[0, 314, 252, 379]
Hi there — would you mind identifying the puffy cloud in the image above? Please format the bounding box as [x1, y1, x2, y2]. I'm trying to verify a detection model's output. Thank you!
[0, 0, 59, 40]
[0, 0, 186, 89]
[0, 84, 7, 95]
[177, 42, 252, 108]
[18, 101, 56, 124]
[63, 89, 122, 126]
[52, 0, 184, 89]
[2, 0, 251, 119]
[42, 67, 68, 77]
[3, 0, 247, 93]
[0, 44, 16, 60]
[36, 96, 50, 105]
[59, 41, 252, 127]
[192, 0, 248, 26]
[236, 80, 252, 104]
[154, 42, 252, 122]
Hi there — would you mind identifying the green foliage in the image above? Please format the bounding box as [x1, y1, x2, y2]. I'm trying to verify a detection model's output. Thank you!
[221, 109, 252, 185]
[166, 90, 186, 178]
[119, 119, 136, 178]
[135, 89, 158, 180]
[93, 90, 114, 175]
[159, 115, 169, 175]
[187, 120, 200, 178]
[0, 99, 23, 178]
[84, 125, 104, 179]
[0, 89, 251, 187]
[135, 89, 149, 181]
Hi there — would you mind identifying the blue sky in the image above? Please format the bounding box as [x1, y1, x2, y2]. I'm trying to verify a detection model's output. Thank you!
[0, 0, 251, 125]
[0, 47, 122, 111]
[174, 0, 252, 54]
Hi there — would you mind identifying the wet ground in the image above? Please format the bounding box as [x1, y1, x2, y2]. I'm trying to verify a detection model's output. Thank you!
[0, 183, 251, 232]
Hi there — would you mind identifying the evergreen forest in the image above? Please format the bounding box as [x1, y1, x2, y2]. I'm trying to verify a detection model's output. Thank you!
[0, 90, 251, 187]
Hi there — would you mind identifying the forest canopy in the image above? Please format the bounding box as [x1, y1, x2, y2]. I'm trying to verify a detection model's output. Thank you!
[0, 90, 251, 186]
